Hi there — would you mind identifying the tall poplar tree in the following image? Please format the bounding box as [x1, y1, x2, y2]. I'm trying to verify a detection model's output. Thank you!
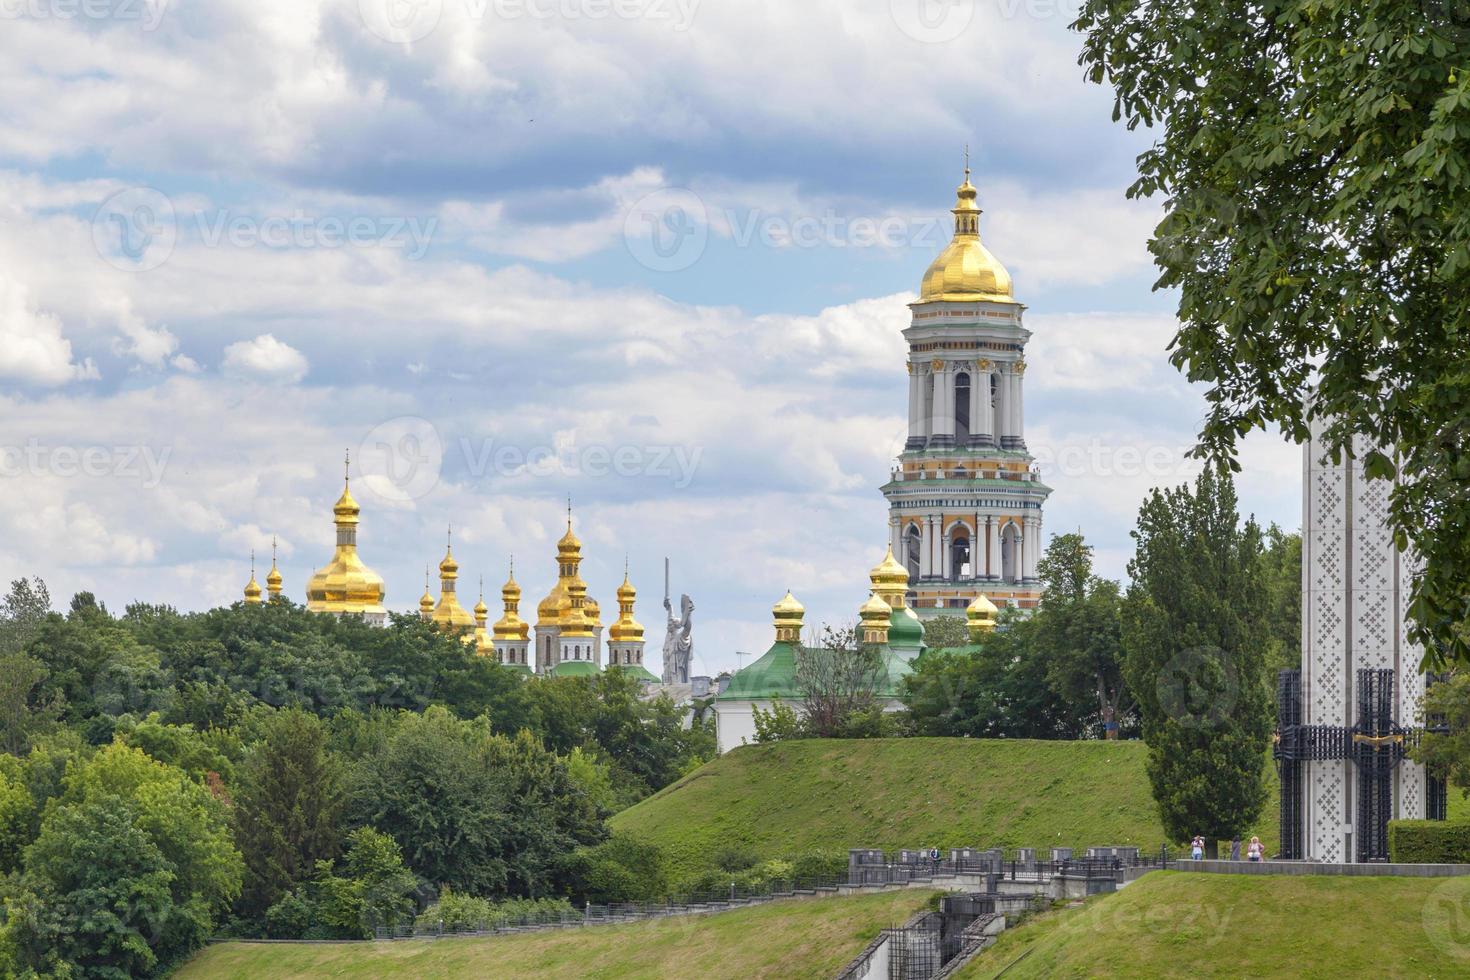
[1123, 470, 1271, 855]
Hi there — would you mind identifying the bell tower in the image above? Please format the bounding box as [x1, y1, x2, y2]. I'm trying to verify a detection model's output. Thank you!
[880, 165, 1050, 614]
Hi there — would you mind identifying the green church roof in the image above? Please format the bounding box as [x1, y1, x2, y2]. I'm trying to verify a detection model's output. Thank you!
[887, 606, 925, 653]
[609, 663, 661, 685]
[549, 660, 599, 678]
[717, 639, 914, 702]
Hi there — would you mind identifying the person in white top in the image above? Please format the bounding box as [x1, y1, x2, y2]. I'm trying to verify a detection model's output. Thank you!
[1247, 836, 1264, 862]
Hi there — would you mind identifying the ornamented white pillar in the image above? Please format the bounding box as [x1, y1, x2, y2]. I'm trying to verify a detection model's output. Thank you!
[907, 366, 924, 446]
[988, 518, 1001, 580]
[931, 362, 955, 448]
[889, 514, 902, 558]
[940, 520, 952, 580]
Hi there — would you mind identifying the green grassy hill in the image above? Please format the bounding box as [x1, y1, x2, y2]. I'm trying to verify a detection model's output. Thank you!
[610, 738, 1280, 881]
[175, 890, 936, 980]
[956, 871, 1470, 978]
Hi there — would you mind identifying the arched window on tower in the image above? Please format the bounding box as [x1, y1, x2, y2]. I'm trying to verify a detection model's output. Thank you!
[904, 524, 922, 582]
[954, 372, 970, 442]
[950, 534, 971, 582]
[1001, 524, 1020, 583]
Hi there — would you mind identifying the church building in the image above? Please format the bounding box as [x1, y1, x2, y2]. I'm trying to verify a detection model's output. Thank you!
[882, 167, 1051, 614]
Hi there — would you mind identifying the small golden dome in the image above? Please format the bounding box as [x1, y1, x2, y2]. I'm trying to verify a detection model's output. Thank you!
[966, 592, 999, 638]
[243, 555, 263, 605]
[773, 590, 805, 617]
[917, 170, 1014, 304]
[332, 485, 361, 525]
[266, 559, 283, 597]
[859, 591, 889, 623]
[306, 454, 387, 618]
[772, 590, 805, 643]
[609, 570, 644, 643]
[869, 544, 911, 603]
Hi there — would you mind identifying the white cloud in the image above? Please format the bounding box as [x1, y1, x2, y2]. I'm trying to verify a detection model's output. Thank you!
[221, 334, 309, 383]
[0, 276, 98, 386]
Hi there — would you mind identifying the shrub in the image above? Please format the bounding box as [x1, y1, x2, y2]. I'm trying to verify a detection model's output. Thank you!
[560, 834, 669, 904]
[711, 845, 759, 873]
[789, 849, 847, 880]
[752, 699, 803, 743]
[414, 893, 574, 932]
[1388, 819, 1470, 863]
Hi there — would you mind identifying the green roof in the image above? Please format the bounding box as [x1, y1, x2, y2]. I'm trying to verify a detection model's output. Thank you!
[887, 606, 925, 653]
[609, 663, 661, 684]
[549, 660, 599, 678]
[717, 640, 914, 702]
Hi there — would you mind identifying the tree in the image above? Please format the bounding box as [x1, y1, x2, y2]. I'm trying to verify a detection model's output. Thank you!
[921, 615, 970, 651]
[0, 653, 59, 755]
[232, 708, 347, 919]
[1074, 0, 1470, 665]
[794, 625, 886, 738]
[1034, 533, 1132, 739]
[1122, 469, 1272, 856]
[1260, 526, 1303, 678]
[1411, 673, 1470, 794]
[902, 609, 1093, 739]
[0, 577, 51, 655]
[2, 744, 242, 976]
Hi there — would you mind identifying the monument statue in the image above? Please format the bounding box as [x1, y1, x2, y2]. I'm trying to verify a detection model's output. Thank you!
[661, 558, 694, 685]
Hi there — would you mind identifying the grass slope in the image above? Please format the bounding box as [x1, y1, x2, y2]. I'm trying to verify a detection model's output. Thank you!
[176, 890, 936, 980]
[611, 739, 1279, 880]
[957, 871, 1470, 979]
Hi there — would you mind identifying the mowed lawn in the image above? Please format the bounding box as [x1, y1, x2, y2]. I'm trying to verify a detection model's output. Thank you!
[956, 871, 1470, 979]
[174, 889, 936, 980]
[610, 738, 1280, 880]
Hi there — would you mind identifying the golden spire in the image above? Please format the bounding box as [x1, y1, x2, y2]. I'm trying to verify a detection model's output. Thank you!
[433, 526, 475, 634]
[609, 560, 644, 643]
[306, 451, 387, 618]
[495, 555, 530, 641]
[419, 566, 435, 619]
[773, 590, 804, 643]
[967, 592, 999, 640]
[917, 158, 1014, 304]
[243, 551, 263, 605]
[266, 536, 283, 600]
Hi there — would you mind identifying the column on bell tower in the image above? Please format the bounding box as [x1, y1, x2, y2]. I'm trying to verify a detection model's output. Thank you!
[970, 360, 993, 448]
[987, 518, 1001, 581]
[929, 360, 955, 449]
[906, 364, 926, 449]
[1014, 362, 1027, 451]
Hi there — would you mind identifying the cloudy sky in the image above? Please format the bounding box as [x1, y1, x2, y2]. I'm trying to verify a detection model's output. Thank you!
[0, 0, 1299, 676]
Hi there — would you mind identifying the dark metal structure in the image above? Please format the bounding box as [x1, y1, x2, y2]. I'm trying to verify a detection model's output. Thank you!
[1276, 667, 1446, 862]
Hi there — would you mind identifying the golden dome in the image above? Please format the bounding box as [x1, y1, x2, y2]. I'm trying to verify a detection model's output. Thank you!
[306, 455, 388, 618]
[917, 170, 1014, 304]
[243, 554, 263, 605]
[418, 567, 435, 619]
[432, 532, 476, 633]
[966, 592, 999, 638]
[495, 560, 531, 641]
[773, 590, 804, 642]
[609, 569, 644, 643]
[266, 540, 283, 600]
[869, 544, 911, 606]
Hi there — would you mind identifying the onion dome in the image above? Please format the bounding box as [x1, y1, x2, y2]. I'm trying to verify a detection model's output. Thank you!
[495, 558, 531, 641]
[773, 590, 804, 643]
[967, 592, 999, 640]
[419, 567, 435, 619]
[869, 545, 910, 605]
[306, 451, 388, 618]
[243, 552, 263, 605]
[917, 166, 1014, 304]
[859, 591, 891, 644]
[265, 537, 283, 601]
[432, 529, 476, 633]
[608, 567, 644, 643]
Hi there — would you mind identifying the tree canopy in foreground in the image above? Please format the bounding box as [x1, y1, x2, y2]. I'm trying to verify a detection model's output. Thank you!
[1073, 0, 1470, 664]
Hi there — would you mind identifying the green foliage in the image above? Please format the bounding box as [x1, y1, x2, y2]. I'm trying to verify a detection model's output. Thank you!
[2, 743, 242, 977]
[265, 827, 419, 940]
[921, 616, 970, 651]
[903, 610, 1092, 738]
[1122, 470, 1272, 850]
[0, 578, 51, 656]
[0, 764, 35, 875]
[413, 890, 574, 931]
[232, 708, 346, 919]
[1035, 533, 1132, 738]
[559, 834, 670, 904]
[114, 713, 240, 784]
[1073, 0, 1470, 665]
[1412, 674, 1470, 792]
[1387, 819, 1470, 863]
[1259, 527, 1303, 678]
[751, 697, 803, 743]
[0, 652, 59, 756]
[795, 625, 885, 738]
[349, 708, 603, 898]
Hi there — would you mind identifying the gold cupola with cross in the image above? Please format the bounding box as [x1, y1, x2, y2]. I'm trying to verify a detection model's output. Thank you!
[432, 527, 476, 636]
[306, 452, 388, 624]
